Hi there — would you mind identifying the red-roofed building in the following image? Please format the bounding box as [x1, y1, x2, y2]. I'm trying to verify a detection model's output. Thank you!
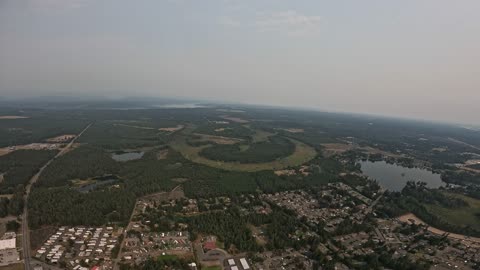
[203, 241, 217, 251]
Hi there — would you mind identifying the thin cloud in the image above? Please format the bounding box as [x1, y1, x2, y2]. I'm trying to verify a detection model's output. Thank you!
[27, 0, 93, 12]
[255, 10, 322, 36]
[219, 16, 242, 27]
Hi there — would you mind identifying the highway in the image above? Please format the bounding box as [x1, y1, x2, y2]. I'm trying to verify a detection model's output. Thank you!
[21, 123, 92, 270]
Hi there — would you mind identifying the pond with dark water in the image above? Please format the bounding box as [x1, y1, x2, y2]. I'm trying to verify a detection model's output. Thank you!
[360, 160, 445, 191]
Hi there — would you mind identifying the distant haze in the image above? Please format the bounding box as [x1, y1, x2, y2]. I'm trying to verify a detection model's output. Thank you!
[1, 0, 479, 125]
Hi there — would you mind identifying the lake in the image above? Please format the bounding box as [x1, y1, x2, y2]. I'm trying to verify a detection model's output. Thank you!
[360, 160, 445, 191]
[154, 103, 207, 109]
[111, 151, 144, 162]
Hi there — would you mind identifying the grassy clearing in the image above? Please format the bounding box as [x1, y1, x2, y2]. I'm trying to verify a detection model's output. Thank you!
[192, 133, 243, 145]
[201, 266, 222, 270]
[424, 192, 480, 231]
[170, 134, 316, 172]
[250, 128, 274, 143]
[0, 264, 24, 270]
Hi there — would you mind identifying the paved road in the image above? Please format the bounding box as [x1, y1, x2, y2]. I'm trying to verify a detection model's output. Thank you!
[21, 123, 92, 270]
[112, 185, 182, 270]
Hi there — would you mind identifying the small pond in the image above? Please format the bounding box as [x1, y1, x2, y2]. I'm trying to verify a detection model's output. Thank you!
[360, 160, 445, 191]
[111, 151, 144, 162]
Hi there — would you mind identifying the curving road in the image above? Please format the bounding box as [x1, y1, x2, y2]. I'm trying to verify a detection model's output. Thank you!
[21, 123, 92, 270]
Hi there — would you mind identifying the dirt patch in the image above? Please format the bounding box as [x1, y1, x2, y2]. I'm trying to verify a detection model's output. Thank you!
[398, 213, 480, 246]
[247, 224, 267, 246]
[299, 165, 310, 176]
[282, 128, 305, 133]
[0, 116, 28, 119]
[0, 148, 12, 157]
[192, 133, 243, 145]
[0, 143, 63, 156]
[171, 178, 189, 183]
[220, 115, 249, 123]
[141, 186, 185, 202]
[0, 174, 4, 184]
[0, 264, 24, 270]
[46, 134, 76, 143]
[214, 128, 227, 132]
[157, 149, 169, 160]
[159, 125, 184, 132]
[321, 143, 352, 156]
[274, 169, 296, 176]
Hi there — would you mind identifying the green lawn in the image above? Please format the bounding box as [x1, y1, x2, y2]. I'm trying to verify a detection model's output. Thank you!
[202, 266, 222, 270]
[424, 192, 480, 231]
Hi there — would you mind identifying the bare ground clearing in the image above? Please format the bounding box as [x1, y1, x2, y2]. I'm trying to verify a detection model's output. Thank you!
[398, 213, 480, 246]
[45, 134, 76, 143]
[192, 133, 243, 145]
[281, 128, 305, 133]
[220, 115, 249, 123]
[321, 143, 403, 158]
[159, 125, 184, 132]
[157, 149, 169, 160]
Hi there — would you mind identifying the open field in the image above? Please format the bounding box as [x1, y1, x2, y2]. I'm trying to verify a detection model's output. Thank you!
[424, 192, 480, 232]
[398, 213, 480, 246]
[321, 142, 403, 158]
[220, 115, 249, 123]
[279, 128, 305, 133]
[159, 125, 184, 132]
[0, 264, 24, 270]
[0, 143, 62, 157]
[157, 148, 169, 160]
[250, 129, 274, 143]
[0, 116, 29, 120]
[170, 134, 316, 172]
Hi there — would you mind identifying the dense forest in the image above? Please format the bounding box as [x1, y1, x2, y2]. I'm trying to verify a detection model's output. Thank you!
[199, 136, 295, 163]
[187, 207, 260, 252]
[37, 146, 120, 187]
[28, 187, 135, 229]
[193, 122, 254, 139]
[0, 113, 89, 147]
[0, 150, 57, 193]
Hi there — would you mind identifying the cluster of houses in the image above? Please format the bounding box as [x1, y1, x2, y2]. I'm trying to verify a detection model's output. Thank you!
[261, 188, 367, 233]
[251, 249, 316, 270]
[121, 231, 192, 265]
[35, 226, 123, 270]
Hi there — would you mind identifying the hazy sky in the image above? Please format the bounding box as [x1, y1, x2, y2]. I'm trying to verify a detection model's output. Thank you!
[1, 0, 479, 124]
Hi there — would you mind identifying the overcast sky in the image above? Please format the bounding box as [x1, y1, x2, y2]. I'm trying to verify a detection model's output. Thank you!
[1, 0, 479, 124]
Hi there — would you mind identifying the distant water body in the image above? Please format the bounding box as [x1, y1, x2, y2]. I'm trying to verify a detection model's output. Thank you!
[360, 160, 445, 191]
[154, 104, 207, 109]
[112, 151, 144, 162]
